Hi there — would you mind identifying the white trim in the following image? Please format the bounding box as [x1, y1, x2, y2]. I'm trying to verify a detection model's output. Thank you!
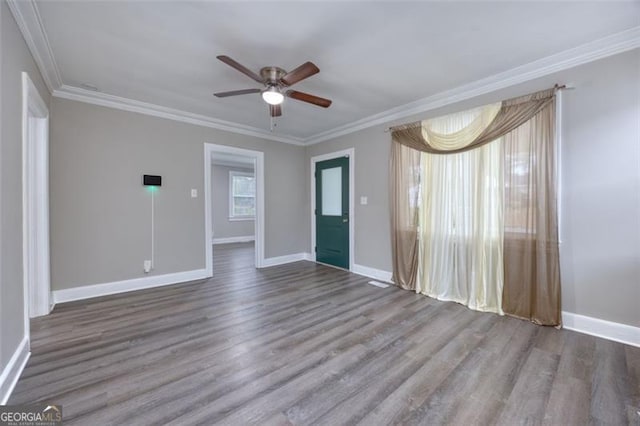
[54, 85, 304, 146]
[562, 312, 640, 348]
[262, 252, 311, 268]
[205, 144, 265, 270]
[52, 269, 209, 304]
[6, 0, 61, 92]
[0, 2, 3, 382]
[352, 264, 394, 284]
[310, 148, 355, 270]
[304, 27, 640, 145]
[228, 170, 256, 219]
[212, 159, 256, 169]
[22, 72, 51, 331]
[0, 337, 31, 405]
[212, 236, 255, 245]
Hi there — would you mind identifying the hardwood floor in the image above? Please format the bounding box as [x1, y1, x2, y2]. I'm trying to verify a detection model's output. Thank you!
[10, 242, 640, 425]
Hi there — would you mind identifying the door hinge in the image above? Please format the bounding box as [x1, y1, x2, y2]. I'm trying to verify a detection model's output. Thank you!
[314, 209, 317, 215]
[314, 246, 317, 253]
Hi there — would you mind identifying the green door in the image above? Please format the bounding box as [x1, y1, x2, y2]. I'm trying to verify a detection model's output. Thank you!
[315, 157, 349, 269]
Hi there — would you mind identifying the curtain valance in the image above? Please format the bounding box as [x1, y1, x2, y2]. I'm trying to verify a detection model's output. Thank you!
[391, 87, 556, 154]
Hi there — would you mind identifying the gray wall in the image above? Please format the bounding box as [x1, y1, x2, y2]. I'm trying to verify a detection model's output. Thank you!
[559, 50, 639, 327]
[0, 1, 51, 381]
[50, 97, 306, 290]
[305, 49, 640, 327]
[211, 164, 255, 240]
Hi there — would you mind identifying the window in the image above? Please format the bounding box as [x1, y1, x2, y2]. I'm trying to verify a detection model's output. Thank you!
[229, 171, 255, 219]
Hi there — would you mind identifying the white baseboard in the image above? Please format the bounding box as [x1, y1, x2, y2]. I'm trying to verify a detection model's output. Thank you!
[212, 236, 255, 245]
[52, 269, 210, 304]
[562, 311, 640, 348]
[0, 336, 30, 404]
[261, 252, 311, 268]
[336, 266, 640, 348]
[352, 264, 394, 283]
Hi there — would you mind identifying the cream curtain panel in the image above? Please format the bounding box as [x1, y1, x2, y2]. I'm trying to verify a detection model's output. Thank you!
[417, 140, 504, 313]
[390, 87, 561, 325]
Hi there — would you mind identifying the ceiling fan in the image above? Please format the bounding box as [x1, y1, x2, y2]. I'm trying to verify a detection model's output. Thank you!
[214, 55, 332, 117]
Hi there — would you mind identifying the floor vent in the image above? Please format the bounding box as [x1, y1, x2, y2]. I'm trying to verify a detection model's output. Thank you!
[368, 280, 389, 288]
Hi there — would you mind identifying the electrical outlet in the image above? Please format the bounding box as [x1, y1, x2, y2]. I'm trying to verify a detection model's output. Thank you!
[144, 260, 151, 273]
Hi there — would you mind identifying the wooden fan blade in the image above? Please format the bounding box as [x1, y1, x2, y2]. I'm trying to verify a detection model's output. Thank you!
[286, 90, 332, 108]
[214, 88, 261, 98]
[269, 104, 282, 117]
[281, 62, 319, 86]
[217, 55, 263, 83]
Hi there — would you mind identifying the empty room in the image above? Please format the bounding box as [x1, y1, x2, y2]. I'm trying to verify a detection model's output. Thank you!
[1, 1, 639, 425]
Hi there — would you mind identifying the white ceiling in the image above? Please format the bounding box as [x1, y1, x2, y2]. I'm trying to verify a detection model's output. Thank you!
[28, 1, 640, 142]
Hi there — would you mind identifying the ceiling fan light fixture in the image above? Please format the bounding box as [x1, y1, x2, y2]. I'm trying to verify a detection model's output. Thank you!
[215, 56, 331, 117]
[261, 86, 284, 105]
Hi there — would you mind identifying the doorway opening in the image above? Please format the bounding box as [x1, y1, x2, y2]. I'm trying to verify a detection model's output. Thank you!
[310, 148, 355, 271]
[22, 72, 51, 339]
[204, 144, 265, 274]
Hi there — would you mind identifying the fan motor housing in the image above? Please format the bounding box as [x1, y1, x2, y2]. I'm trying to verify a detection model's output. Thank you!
[260, 67, 287, 84]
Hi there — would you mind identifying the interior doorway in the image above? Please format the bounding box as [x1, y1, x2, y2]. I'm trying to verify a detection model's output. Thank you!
[204, 144, 265, 273]
[22, 72, 51, 332]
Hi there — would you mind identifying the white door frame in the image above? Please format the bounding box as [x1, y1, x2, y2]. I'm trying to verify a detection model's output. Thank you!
[310, 148, 355, 270]
[204, 143, 265, 272]
[22, 72, 51, 334]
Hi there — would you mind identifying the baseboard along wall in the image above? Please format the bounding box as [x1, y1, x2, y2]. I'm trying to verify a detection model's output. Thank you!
[261, 252, 311, 268]
[52, 269, 210, 304]
[562, 311, 639, 348]
[262, 256, 640, 348]
[352, 264, 394, 283]
[344, 263, 640, 348]
[3, 255, 637, 406]
[212, 235, 255, 245]
[0, 337, 30, 405]
[50, 259, 640, 348]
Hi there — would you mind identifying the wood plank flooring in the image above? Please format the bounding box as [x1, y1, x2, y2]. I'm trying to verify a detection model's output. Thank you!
[10, 243, 640, 425]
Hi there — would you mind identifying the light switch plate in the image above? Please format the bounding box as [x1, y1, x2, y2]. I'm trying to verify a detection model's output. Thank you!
[360, 196, 368, 205]
[191, 189, 198, 198]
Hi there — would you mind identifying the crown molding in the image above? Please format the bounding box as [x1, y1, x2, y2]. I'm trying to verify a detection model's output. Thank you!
[53, 85, 305, 145]
[9, 0, 639, 146]
[6, 0, 62, 92]
[304, 26, 640, 145]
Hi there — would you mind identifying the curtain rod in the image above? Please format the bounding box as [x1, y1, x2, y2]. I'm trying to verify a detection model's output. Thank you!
[384, 84, 572, 133]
